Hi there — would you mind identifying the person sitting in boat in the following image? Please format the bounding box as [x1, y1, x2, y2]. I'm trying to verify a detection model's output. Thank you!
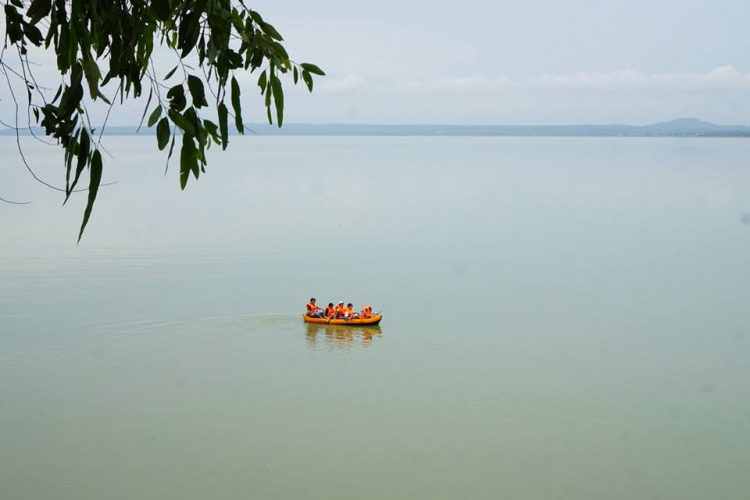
[306, 298, 324, 318]
[360, 305, 374, 318]
[344, 303, 360, 320]
[324, 302, 335, 318]
[334, 301, 346, 318]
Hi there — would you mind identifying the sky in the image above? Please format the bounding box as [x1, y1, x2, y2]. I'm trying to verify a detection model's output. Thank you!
[2, 0, 750, 125]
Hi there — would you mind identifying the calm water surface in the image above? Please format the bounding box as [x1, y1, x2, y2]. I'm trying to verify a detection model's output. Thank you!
[1, 136, 749, 499]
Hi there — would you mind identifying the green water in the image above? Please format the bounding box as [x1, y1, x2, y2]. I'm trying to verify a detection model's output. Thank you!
[1, 136, 749, 499]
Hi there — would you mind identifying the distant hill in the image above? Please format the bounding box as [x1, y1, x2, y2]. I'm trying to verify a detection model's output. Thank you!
[3, 118, 750, 137]
[637, 118, 750, 135]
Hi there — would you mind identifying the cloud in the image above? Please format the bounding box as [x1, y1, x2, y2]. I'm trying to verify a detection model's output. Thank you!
[396, 66, 750, 92]
[316, 74, 366, 93]
[396, 76, 511, 91]
[276, 64, 750, 125]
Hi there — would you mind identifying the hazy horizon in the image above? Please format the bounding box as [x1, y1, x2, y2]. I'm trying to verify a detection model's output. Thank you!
[4, 117, 750, 130]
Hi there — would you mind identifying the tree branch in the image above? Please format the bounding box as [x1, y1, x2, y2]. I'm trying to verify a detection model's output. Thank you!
[0, 196, 31, 205]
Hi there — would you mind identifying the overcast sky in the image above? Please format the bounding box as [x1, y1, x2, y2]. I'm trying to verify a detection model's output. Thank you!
[248, 0, 750, 125]
[3, 0, 750, 125]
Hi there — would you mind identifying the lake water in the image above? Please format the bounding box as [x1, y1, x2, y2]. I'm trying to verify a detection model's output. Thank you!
[1, 136, 749, 499]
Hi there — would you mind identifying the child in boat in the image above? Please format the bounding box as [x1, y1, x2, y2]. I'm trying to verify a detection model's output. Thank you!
[306, 298, 323, 318]
[345, 303, 360, 319]
[360, 305, 373, 318]
[334, 301, 346, 318]
[324, 303, 335, 318]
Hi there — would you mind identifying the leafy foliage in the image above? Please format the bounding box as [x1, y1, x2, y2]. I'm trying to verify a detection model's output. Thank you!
[2, 0, 323, 240]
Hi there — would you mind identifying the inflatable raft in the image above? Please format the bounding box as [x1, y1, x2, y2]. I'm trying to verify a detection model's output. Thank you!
[303, 314, 382, 326]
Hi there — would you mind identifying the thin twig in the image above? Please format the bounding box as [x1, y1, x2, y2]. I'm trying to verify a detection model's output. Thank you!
[17, 46, 56, 146]
[95, 81, 122, 149]
[2, 59, 69, 193]
[1, 61, 117, 193]
[0, 196, 31, 205]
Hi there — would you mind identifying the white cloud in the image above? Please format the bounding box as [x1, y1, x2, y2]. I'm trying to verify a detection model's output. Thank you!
[528, 70, 650, 89]
[277, 64, 750, 125]
[396, 66, 750, 92]
[316, 74, 366, 93]
[396, 76, 511, 91]
[4, 50, 749, 127]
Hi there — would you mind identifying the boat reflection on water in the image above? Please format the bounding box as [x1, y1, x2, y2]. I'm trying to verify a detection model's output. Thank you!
[305, 323, 383, 350]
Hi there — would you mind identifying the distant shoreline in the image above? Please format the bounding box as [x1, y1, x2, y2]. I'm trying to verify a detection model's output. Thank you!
[3, 118, 750, 138]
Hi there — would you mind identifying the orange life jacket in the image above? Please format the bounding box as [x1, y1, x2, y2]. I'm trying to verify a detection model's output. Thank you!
[335, 305, 345, 317]
[324, 306, 335, 317]
[361, 307, 372, 318]
[306, 302, 318, 314]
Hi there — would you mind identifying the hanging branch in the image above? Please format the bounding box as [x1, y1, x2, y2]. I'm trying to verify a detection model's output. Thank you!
[1, 0, 325, 240]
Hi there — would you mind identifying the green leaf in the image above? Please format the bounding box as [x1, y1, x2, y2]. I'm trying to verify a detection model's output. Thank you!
[65, 130, 77, 195]
[22, 22, 44, 46]
[4, 6, 23, 45]
[147, 104, 163, 127]
[152, 0, 172, 21]
[81, 55, 101, 99]
[293, 66, 298, 84]
[261, 22, 283, 41]
[168, 109, 196, 136]
[58, 83, 84, 118]
[179, 11, 201, 58]
[43, 19, 54, 48]
[179, 134, 197, 190]
[231, 76, 243, 134]
[300, 63, 325, 76]
[167, 85, 187, 111]
[51, 84, 63, 104]
[231, 9, 245, 33]
[257, 71, 267, 92]
[165, 131, 176, 174]
[156, 118, 170, 150]
[164, 65, 178, 80]
[265, 75, 273, 107]
[195, 143, 205, 167]
[184, 107, 205, 146]
[26, 0, 52, 24]
[68, 23, 79, 69]
[204, 120, 220, 143]
[66, 128, 90, 203]
[57, 24, 72, 73]
[96, 90, 111, 105]
[218, 102, 229, 150]
[78, 149, 103, 242]
[64, 140, 75, 189]
[187, 75, 208, 108]
[137, 89, 153, 132]
[301, 70, 313, 92]
[249, 10, 264, 25]
[271, 74, 284, 127]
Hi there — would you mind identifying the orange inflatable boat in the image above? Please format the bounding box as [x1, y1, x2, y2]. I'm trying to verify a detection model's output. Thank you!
[303, 314, 382, 326]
